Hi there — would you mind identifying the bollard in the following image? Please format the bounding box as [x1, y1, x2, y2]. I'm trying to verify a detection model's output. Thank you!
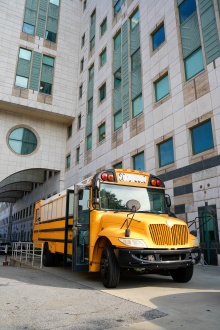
[3, 244, 9, 266]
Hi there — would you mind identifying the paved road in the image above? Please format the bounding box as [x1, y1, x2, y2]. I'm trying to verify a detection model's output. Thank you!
[0, 255, 220, 330]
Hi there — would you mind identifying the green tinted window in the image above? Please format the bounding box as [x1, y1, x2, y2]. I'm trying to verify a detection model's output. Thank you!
[8, 128, 37, 155]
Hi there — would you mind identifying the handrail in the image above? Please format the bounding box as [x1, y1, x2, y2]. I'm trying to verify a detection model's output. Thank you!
[12, 242, 43, 268]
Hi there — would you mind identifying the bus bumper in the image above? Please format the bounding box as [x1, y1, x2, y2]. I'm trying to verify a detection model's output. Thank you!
[115, 247, 201, 269]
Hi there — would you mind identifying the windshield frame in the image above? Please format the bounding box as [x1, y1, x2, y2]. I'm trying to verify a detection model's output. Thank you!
[99, 182, 167, 214]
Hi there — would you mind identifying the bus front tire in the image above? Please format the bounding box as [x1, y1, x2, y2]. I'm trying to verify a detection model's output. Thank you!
[100, 246, 120, 288]
[171, 265, 194, 283]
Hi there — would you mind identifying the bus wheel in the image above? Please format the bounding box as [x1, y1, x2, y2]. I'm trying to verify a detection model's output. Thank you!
[171, 265, 194, 283]
[100, 246, 120, 288]
[43, 247, 54, 267]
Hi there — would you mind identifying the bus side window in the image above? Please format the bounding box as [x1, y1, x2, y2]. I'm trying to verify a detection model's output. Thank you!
[36, 209, 40, 222]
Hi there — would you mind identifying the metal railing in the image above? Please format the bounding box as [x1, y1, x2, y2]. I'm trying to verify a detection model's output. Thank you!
[12, 242, 44, 268]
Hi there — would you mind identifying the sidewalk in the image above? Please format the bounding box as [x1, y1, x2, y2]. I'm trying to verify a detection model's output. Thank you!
[1, 255, 220, 330]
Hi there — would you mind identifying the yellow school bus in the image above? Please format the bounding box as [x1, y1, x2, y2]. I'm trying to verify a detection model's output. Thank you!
[33, 168, 201, 288]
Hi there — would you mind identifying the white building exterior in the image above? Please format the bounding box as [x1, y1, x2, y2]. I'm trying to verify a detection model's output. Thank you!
[0, 0, 220, 264]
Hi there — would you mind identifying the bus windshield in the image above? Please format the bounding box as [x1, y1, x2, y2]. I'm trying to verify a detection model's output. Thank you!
[100, 183, 166, 213]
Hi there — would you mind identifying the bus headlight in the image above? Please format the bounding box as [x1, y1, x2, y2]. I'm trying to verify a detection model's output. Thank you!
[193, 237, 199, 247]
[119, 238, 147, 248]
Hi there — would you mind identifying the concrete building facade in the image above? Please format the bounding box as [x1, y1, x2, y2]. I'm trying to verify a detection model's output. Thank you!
[0, 0, 220, 264]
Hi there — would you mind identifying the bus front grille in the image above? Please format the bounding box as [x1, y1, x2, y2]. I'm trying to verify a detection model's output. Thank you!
[149, 224, 188, 246]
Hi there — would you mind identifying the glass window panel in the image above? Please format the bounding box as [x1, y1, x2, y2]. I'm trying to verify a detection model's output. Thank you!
[88, 98, 93, 112]
[19, 49, 31, 61]
[179, 0, 196, 24]
[43, 56, 54, 67]
[83, 0, 87, 10]
[100, 49, 106, 66]
[114, 32, 121, 50]
[133, 152, 145, 171]
[87, 134, 92, 150]
[132, 94, 142, 118]
[130, 10, 139, 30]
[90, 37, 95, 51]
[66, 155, 70, 168]
[81, 34, 85, 47]
[113, 162, 122, 169]
[191, 121, 214, 155]
[40, 82, 52, 95]
[89, 65, 94, 80]
[79, 84, 83, 98]
[152, 24, 165, 50]
[131, 49, 141, 71]
[114, 1, 121, 16]
[100, 84, 106, 102]
[114, 110, 122, 131]
[99, 123, 105, 142]
[114, 68, 121, 88]
[101, 18, 107, 35]
[78, 114, 81, 129]
[158, 139, 174, 167]
[50, 0, 59, 5]
[184, 48, 204, 80]
[155, 74, 169, 102]
[91, 11, 96, 25]
[8, 128, 37, 155]
[22, 23, 35, 35]
[46, 31, 57, 43]
[76, 147, 80, 162]
[15, 76, 28, 88]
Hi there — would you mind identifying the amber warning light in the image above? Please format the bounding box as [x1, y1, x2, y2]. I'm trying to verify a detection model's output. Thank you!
[150, 179, 163, 187]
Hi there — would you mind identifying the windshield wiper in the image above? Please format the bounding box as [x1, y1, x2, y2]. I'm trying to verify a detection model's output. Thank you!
[138, 210, 165, 214]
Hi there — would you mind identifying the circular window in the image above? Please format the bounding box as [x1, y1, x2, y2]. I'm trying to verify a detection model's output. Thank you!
[8, 127, 37, 155]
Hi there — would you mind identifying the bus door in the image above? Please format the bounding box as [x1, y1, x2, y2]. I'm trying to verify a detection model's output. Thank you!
[64, 189, 74, 267]
[72, 187, 90, 272]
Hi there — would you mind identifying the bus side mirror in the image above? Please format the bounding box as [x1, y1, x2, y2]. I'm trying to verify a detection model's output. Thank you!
[165, 195, 171, 208]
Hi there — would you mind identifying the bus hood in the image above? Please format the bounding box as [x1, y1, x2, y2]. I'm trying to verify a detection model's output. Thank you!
[99, 211, 191, 248]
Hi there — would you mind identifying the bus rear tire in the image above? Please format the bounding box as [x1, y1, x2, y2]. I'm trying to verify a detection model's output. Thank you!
[43, 247, 54, 267]
[171, 265, 194, 283]
[100, 246, 120, 288]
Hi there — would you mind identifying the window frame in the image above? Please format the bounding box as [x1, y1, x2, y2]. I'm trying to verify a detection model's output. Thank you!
[190, 120, 214, 155]
[98, 123, 106, 142]
[100, 48, 107, 67]
[151, 23, 165, 51]
[133, 152, 145, 171]
[158, 138, 174, 168]
[99, 83, 106, 103]
[100, 17, 107, 36]
[154, 73, 170, 102]
[66, 154, 71, 169]
[132, 94, 142, 118]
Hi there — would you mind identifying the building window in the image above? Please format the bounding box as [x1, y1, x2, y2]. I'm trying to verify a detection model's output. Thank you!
[114, 31, 121, 50]
[184, 48, 204, 81]
[67, 125, 72, 139]
[78, 114, 81, 129]
[114, 110, 122, 131]
[66, 154, 71, 169]
[87, 133, 92, 150]
[50, 0, 59, 5]
[191, 120, 214, 155]
[132, 94, 142, 118]
[83, 0, 87, 10]
[131, 48, 141, 71]
[114, 0, 126, 17]
[130, 9, 139, 30]
[81, 33, 85, 47]
[152, 23, 165, 51]
[114, 68, 121, 88]
[99, 83, 106, 102]
[100, 48, 107, 67]
[80, 58, 84, 72]
[100, 18, 107, 36]
[8, 127, 37, 155]
[90, 10, 96, 51]
[22, 23, 35, 35]
[76, 147, 80, 162]
[158, 139, 174, 167]
[39, 55, 54, 95]
[98, 123, 106, 142]
[45, 30, 56, 43]
[89, 65, 94, 81]
[79, 84, 83, 98]
[15, 48, 32, 88]
[155, 74, 169, 102]
[133, 152, 145, 171]
[113, 162, 122, 169]
[179, 0, 196, 24]
[88, 98, 93, 112]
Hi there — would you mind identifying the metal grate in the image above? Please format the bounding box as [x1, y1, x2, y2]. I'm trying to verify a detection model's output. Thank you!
[149, 224, 188, 246]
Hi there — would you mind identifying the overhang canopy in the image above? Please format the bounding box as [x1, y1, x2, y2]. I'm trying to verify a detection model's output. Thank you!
[0, 169, 58, 203]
